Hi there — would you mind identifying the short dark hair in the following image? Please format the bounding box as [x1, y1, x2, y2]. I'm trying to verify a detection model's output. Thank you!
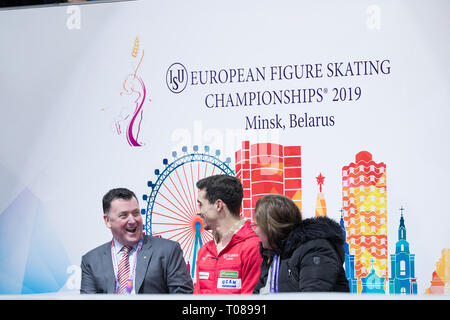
[196, 174, 243, 216]
[102, 188, 138, 215]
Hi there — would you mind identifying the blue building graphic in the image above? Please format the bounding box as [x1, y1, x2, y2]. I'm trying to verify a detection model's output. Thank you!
[389, 209, 417, 294]
[361, 258, 386, 293]
[340, 214, 357, 293]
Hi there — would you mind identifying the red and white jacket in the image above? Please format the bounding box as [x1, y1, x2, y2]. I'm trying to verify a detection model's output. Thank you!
[194, 220, 262, 294]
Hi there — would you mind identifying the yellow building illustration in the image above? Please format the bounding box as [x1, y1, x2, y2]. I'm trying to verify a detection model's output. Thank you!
[342, 151, 387, 293]
[425, 248, 450, 295]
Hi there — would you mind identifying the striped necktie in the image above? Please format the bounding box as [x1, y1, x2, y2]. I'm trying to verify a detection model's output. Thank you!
[117, 245, 132, 294]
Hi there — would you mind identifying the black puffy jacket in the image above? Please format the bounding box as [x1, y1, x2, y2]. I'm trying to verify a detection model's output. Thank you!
[253, 216, 349, 293]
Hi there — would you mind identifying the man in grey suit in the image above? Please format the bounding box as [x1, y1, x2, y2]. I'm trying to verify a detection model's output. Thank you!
[80, 188, 193, 294]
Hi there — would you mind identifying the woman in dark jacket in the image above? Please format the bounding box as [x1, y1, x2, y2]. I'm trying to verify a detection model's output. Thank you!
[252, 194, 349, 293]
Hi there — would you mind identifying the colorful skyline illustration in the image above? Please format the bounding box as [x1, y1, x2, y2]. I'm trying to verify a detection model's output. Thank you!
[143, 140, 448, 295]
[232, 142, 422, 294]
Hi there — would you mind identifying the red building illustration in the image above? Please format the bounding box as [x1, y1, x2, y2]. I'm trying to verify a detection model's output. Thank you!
[235, 141, 301, 221]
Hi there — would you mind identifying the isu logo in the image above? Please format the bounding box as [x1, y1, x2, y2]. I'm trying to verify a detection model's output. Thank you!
[166, 62, 188, 93]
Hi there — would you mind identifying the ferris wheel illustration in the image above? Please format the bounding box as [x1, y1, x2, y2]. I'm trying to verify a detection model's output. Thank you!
[141, 145, 234, 278]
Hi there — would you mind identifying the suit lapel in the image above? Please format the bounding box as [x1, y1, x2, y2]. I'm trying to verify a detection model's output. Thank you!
[102, 242, 116, 294]
[135, 235, 153, 293]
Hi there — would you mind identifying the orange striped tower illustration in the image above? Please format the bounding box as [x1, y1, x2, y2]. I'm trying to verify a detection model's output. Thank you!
[315, 173, 327, 217]
[342, 151, 387, 293]
[235, 141, 301, 221]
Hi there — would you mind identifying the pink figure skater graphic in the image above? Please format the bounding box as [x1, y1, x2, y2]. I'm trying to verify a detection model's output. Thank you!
[115, 48, 149, 147]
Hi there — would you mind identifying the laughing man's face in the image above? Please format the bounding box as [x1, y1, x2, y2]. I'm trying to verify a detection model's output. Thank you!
[104, 197, 143, 246]
[197, 188, 220, 231]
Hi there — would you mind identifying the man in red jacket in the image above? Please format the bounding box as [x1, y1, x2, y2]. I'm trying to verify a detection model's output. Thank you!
[194, 174, 262, 294]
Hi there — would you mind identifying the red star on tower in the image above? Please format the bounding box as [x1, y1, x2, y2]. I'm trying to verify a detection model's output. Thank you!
[316, 173, 325, 192]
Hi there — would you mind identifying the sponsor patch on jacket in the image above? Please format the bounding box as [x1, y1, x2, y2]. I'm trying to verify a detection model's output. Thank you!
[217, 278, 241, 289]
[219, 270, 239, 278]
[199, 272, 210, 280]
[222, 253, 239, 261]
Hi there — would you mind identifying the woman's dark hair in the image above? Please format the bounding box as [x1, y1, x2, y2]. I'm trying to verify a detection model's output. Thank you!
[254, 194, 302, 249]
[196, 174, 243, 216]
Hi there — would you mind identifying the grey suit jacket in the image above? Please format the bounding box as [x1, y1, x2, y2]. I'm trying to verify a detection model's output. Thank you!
[80, 235, 193, 294]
